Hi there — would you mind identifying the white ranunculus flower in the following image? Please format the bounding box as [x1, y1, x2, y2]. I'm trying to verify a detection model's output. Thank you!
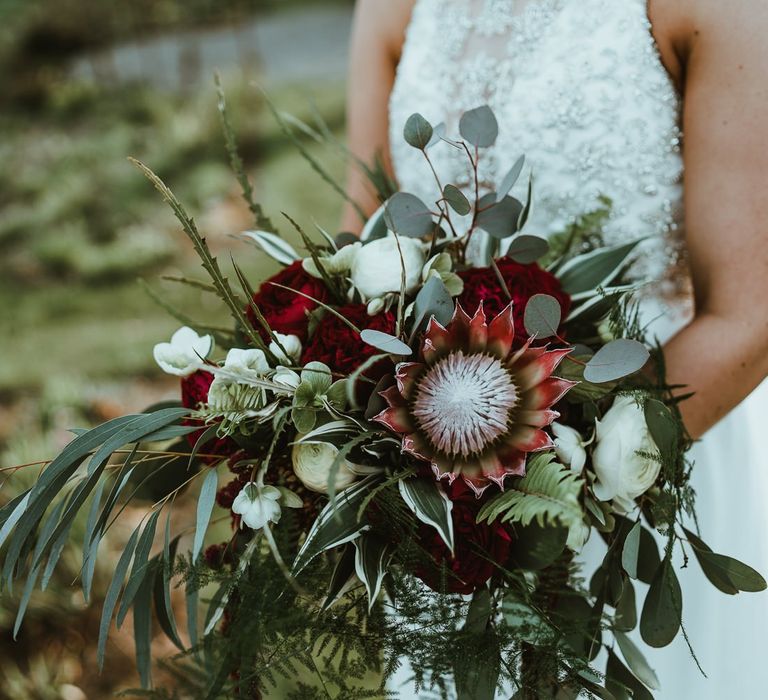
[291, 440, 359, 494]
[269, 333, 302, 364]
[302, 242, 361, 279]
[350, 236, 425, 300]
[552, 422, 587, 473]
[231, 483, 282, 530]
[592, 395, 660, 511]
[272, 367, 301, 393]
[153, 326, 213, 377]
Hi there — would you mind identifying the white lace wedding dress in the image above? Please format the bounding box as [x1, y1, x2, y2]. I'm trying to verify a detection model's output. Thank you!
[386, 0, 768, 698]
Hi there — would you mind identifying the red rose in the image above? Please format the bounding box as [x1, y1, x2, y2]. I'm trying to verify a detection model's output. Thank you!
[415, 479, 512, 595]
[247, 261, 330, 342]
[458, 258, 571, 337]
[180, 370, 238, 464]
[301, 304, 396, 378]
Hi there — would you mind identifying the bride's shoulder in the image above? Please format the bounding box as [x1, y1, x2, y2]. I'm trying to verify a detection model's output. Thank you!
[352, 0, 417, 60]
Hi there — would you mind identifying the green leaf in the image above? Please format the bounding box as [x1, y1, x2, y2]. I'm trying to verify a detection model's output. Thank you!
[360, 202, 388, 242]
[518, 174, 533, 230]
[583, 340, 650, 384]
[614, 578, 638, 632]
[412, 275, 455, 332]
[321, 545, 357, 610]
[684, 528, 767, 594]
[384, 192, 434, 238]
[477, 453, 584, 530]
[476, 193, 524, 239]
[644, 399, 679, 466]
[82, 478, 109, 602]
[508, 521, 569, 570]
[497, 155, 526, 201]
[615, 631, 660, 690]
[622, 521, 642, 579]
[444, 183, 472, 215]
[292, 476, 378, 575]
[455, 627, 500, 700]
[524, 294, 562, 338]
[459, 105, 499, 148]
[502, 596, 557, 646]
[404, 113, 434, 149]
[466, 585, 491, 634]
[117, 509, 162, 627]
[134, 560, 156, 689]
[557, 240, 643, 295]
[556, 355, 616, 403]
[606, 650, 654, 700]
[360, 329, 412, 356]
[506, 235, 549, 264]
[0, 492, 31, 551]
[353, 534, 393, 611]
[240, 230, 299, 265]
[192, 468, 219, 562]
[153, 524, 184, 651]
[98, 524, 140, 669]
[640, 556, 682, 647]
[398, 477, 454, 554]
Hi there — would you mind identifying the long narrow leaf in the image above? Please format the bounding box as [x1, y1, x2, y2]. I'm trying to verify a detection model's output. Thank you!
[117, 509, 162, 627]
[193, 468, 219, 562]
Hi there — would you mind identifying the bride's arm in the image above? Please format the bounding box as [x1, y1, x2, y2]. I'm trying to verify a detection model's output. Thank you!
[340, 0, 414, 233]
[657, 0, 768, 438]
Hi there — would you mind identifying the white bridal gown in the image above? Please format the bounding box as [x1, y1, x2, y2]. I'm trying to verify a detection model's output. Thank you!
[386, 0, 768, 697]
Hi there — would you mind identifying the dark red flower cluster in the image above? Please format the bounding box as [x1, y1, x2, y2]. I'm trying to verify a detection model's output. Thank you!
[458, 258, 571, 337]
[247, 260, 329, 341]
[180, 370, 238, 464]
[416, 479, 513, 595]
[301, 303, 396, 379]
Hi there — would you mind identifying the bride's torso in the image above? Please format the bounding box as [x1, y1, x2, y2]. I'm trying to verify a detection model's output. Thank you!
[389, 0, 691, 313]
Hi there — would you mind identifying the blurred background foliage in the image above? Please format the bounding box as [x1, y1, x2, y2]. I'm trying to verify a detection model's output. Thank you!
[0, 0, 354, 696]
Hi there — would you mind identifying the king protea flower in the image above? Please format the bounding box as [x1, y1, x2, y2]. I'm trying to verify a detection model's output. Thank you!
[374, 303, 576, 494]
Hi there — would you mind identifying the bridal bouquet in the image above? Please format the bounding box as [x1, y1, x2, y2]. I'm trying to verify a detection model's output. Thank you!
[3, 97, 765, 700]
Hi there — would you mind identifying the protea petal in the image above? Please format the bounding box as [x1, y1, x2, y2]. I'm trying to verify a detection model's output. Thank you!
[379, 384, 408, 408]
[516, 408, 560, 428]
[403, 433, 432, 462]
[468, 303, 488, 352]
[423, 317, 452, 364]
[505, 425, 555, 453]
[487, 302, 516, 358]
[395, 362, 424, 398]
[373, 406, 415, 433]
[515, 347, 573, 391]
[494, 446, 527, 478]
[522, 377, 578, 410]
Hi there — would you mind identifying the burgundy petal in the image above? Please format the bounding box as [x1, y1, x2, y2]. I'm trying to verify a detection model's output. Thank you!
[515, 347, 573, 391]
[487, 302, 516, 358]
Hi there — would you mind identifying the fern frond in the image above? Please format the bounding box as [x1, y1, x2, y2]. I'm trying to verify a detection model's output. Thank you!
[477, 453, 584, 529]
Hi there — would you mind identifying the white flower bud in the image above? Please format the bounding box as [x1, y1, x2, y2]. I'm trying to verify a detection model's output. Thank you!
[552, 422, 587, 473]
[153, 327, 213, 377]
[269, 333, 302, 364]
[350, 236, 425, 300]
[231, 483, 282, 530]
[592, 395, 660, 510]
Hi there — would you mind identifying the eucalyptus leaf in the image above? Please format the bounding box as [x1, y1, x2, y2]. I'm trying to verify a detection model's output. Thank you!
[398, 477, 454, 554]
[640, 556, 682, 647]
[506, 235, 549, 264]
[404, 112, 433, 149]
[444, 184, 472, 215]
[412, 275, 455, 332]
[192, 468, 219, 562]
[360, 202, 388, 242]
[459, 105, 499, 148]
[384, 192, 434, 238]
[518, 174, 534, 230]
[684, 528, 767, 594]
[614, 578, 638, 632]
[117, 509, 161, 627]
[622, 521, 642, 579]
[454, 627, 500, 700]
[497, 155, 526, 201]
[476, 193, 524, 239]
[427, 122, 446, 148]
[606, 650, 654, 700]
[615, 631, 660, 690]
[524, 294, 562, 338]
[583, 340, 650, 384]
[557, 240, 642, 295]
[360, 329, 412, 356]
[644, 399, 679, 466]
[241, 229, 300, 265]
[134, 562, 156, 689]
[466, 586, 491, 634]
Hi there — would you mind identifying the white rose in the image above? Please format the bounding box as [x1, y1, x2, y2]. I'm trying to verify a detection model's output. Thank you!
[291, 440, 359, 494]
[269, 333, 302, 364]
[153, 326, 213, 377]
[552, 422, 587, 473]
[350, 236, 425, 300]
[231, 483, 282, 530]
[592, 395, 660, 510]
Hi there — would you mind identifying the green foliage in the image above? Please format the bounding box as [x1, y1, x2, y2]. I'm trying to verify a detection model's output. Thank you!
[478, 453, 584, 531]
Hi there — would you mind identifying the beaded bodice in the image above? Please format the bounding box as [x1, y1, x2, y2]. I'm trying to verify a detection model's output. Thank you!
[389, 0, 687, 289]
